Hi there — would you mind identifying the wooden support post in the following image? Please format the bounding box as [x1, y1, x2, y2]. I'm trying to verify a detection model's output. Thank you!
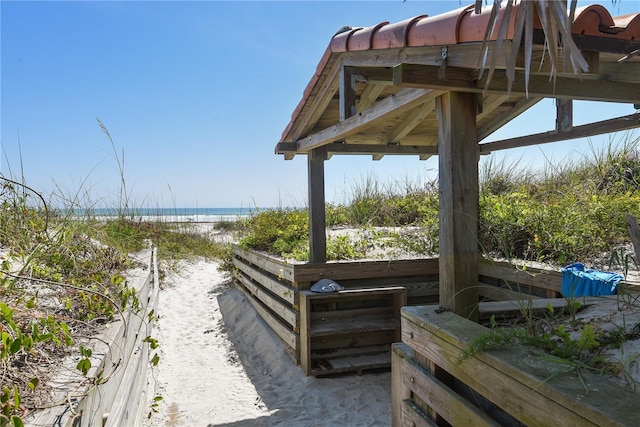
[437, 91, 479, 321]
[340, 65, 357, 121]
[308, 147, 327, 263]
[556, 99, 573, 132]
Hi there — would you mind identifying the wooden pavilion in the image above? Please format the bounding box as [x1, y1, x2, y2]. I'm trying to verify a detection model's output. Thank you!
[233, 2, 640, 425]
[274, 3, 640, 320]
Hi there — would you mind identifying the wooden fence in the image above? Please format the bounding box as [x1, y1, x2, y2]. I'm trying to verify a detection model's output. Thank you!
[28, 248, 159, 427]
[231, 246, 566, 375]
[392, 305, 639, 426]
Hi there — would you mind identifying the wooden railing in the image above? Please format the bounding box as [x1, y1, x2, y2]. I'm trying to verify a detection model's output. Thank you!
[392, 305, 638, 426]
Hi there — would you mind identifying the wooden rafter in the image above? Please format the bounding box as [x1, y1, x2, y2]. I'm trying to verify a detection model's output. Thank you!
[385, 101, 435, 144]
[477, 97, 542, 141]
[291, 58, 341, 142]
[357, 84, 386, 113]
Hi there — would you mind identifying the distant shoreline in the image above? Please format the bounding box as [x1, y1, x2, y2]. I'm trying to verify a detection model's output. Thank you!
[64, 207, 274, 223]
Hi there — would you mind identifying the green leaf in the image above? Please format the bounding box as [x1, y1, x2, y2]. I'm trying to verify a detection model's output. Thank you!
[12, 386, 20, 411]
[11, 415, 25, 427]
[151, 353, 160, 367]
[77, 358, 91, 375]
[9, 337, 22, 354]
[28, 378, 39, 391]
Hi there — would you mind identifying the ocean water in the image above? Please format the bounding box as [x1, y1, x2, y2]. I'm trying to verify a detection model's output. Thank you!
[78, 207, 259, 222]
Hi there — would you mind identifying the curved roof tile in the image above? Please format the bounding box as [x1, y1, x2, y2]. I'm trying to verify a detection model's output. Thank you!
[327, 3, 640, 55]
[613, 13, 640, 40]
[457, 3, 519, 42]
[408, 6, 474, 46]
[330, 27, 362, 53]
[371, 15, 427, 50]
[574, 5, 617, 36]
[349, 22, 389, 51]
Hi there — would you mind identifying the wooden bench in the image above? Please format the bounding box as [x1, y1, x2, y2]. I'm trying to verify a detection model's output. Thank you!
[300, 286, 406, 376]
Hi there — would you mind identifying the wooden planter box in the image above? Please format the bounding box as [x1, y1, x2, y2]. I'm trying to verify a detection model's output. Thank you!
[392, 305, 640, 426]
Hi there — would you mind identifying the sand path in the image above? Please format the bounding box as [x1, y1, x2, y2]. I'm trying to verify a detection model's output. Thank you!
[143, 259, 391, 426]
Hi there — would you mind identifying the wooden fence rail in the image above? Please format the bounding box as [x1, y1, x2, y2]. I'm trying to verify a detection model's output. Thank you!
[27, 248, 159, 427]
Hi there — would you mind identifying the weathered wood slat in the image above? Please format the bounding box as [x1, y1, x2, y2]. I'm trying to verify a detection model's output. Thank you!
[310, 318, 399, 337]
[232, 245, 295, 282]
[391, 344, 413, 427]
[401, 354, 500, 427]
[28, 249, 157, 427]
[310, 352, 391, 376]
[401, 305, 639, 426]
[311, 329, 396, 351]
[310, 306, 394, 322]
[233, 257, 295, 305]
[478, 258, 563, 293]
[478, 298, 568, 320]
[478, 283, 542, 301]
[292, 258, 439, 282]
[401, 399, 437, 427]
[235, 271, 298, 327]
[234, 281, 298, 351]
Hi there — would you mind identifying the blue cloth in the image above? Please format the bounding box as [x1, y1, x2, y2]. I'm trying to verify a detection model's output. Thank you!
[561, 263, 623, 298]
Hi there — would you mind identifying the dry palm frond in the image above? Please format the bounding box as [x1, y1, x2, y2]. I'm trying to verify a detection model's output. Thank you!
[476, 0, 591, 97]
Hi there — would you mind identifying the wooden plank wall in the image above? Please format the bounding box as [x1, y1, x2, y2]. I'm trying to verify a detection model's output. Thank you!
[392, 305, 639, 426]
[231, 246, 568, 366]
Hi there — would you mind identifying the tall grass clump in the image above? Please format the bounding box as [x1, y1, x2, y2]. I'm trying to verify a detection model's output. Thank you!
[238, 175, 441, 261]
[480, 132, 640, 264]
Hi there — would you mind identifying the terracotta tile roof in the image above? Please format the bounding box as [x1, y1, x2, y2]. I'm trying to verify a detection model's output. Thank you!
[280, 3, 640, 144]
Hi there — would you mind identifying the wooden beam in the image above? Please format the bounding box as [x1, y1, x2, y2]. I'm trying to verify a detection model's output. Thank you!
[275, 141, 438, 157]
[297, 88, 442, 152]
[308, 147, 327, 263]
[438, 92, 479, 321]
[342, 43, 516, 70]
[480, 112, 640, 153]
[394, 63, 640, 103]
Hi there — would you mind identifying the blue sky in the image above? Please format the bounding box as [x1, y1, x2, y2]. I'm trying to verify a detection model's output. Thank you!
[2, 1, 639, 209]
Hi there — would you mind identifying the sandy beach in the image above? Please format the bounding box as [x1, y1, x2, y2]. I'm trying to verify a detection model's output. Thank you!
[142, 258, 391, 427]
